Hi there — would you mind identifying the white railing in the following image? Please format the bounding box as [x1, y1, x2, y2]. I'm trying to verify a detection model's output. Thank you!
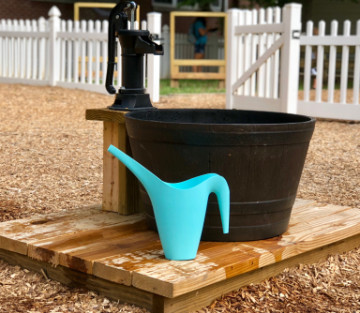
[0, 6, 161, 102]
[298, 20, 360, 120]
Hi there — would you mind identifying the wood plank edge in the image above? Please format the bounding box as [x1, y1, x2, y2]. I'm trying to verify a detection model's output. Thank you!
[0, 236, 28, 255]
[1, 233, 359, 313]
[86, 108, 126, 123]
[153, 233, 360, 313]
[93, 261, 132, 286]
[0, 248, 154, 312]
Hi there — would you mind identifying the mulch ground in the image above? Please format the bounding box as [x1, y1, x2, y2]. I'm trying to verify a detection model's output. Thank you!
[0, 84, 359, 312]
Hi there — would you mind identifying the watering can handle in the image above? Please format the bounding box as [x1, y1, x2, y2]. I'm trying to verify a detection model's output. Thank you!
[105, 1, 137, 94]
[209, 176, 230, 234]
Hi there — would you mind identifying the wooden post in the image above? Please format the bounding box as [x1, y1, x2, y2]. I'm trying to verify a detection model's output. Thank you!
[86, 109, 139, 214]
[280, 3, 302, 113]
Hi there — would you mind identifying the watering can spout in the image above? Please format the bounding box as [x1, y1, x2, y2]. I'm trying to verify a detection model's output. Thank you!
[107, 145, 162, 191]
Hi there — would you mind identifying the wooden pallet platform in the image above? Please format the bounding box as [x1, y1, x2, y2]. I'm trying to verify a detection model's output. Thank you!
[1, 199, 360, 313]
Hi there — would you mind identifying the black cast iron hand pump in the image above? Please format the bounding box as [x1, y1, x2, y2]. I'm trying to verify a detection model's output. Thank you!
[106, 1, 163, 110]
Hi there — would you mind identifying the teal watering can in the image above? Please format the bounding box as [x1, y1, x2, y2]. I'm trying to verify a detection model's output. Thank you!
[108, 145, 230, 261]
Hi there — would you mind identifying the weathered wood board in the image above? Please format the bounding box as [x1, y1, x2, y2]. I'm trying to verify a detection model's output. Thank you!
[1, 199, 360, 313]
[86, 108, 139, 214]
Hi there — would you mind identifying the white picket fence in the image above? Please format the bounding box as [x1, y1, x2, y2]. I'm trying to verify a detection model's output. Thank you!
[0, 6, 161, 102]
[298, 20, 360, 120]
[226, 4, 360, 121]
[1, 5, 359, 120]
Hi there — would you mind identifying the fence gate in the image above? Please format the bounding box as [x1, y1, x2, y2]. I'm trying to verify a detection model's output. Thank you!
[226, 4, 302, 113]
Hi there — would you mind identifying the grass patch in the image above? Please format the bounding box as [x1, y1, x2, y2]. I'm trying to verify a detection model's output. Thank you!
[160, 79, 225, 95]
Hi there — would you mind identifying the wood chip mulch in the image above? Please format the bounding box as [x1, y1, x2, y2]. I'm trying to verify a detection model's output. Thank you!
[0, 84, 359, 312]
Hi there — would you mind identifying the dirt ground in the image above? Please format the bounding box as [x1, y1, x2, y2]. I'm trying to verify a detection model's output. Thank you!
[0, 84, 359, 312]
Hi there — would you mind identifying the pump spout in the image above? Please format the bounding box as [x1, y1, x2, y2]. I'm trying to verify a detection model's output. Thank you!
[135, 35, 163, 55]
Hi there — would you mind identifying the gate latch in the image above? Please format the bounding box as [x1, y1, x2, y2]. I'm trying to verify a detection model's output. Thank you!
[292, 30, 301, 39]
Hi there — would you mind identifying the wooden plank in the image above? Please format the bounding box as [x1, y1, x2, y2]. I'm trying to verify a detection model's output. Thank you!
[1, 200, 360, 302]
[85, 109, 140, 214]
[103, 120, 139, 214]
[153, 233, 360, 313]
[57, 230, 159, 276]
[173, 59, 226, 67]
[172, 72, 225, 80]
[0, 206, 137, 256]
[96, 201, 316, 296]
[0, 205, 100, 255]
[27, 215, 146, 272]
[0, 248, 155, 312]
[128, 203, 360, 298]
[2, 231, 360, 313]
[85, 108, 126, 123]
[92, 236, 163, 284]
[103, 121, 126, 213]
[289, 198, 317, 212]
[1, 200, 360, 312]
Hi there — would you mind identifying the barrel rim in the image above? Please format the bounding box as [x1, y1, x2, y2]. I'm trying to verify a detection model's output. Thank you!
[125, 108, 316, 127]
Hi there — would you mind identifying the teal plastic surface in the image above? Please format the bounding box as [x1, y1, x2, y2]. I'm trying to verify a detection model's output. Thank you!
[107, 145, 230, 261]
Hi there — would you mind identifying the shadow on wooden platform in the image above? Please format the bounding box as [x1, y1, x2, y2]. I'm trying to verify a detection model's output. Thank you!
[1, 199, 360, 313]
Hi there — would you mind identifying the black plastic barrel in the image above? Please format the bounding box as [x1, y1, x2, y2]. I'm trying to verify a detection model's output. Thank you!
[125, 109, 315, 241]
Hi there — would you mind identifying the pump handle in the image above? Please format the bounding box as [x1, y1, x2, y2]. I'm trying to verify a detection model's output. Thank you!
[105, 1, 137, 94]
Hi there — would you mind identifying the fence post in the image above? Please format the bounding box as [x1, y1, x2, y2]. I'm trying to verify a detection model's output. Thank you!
[38, 17, 46, 80]
[353, 20, 360, 105]
[146, 12, 162, 103]
[280, 3, 302, 113]
[48, 6, 61, 86]
[226, 9, 239, 109]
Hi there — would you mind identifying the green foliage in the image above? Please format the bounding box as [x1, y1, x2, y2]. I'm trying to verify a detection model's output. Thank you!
[160, 79, 225, 95]
[178, 0, 219, 11]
